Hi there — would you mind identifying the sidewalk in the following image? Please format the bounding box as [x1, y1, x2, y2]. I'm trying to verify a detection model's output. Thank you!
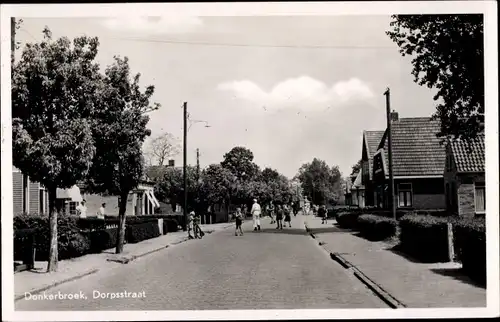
[304, 216, 486, 308]
[14, 222, 233, 300]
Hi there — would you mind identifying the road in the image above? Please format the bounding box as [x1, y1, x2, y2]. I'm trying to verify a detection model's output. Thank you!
[16, 214, 386, 310]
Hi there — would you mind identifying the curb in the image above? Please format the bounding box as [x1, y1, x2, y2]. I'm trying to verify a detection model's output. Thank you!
[14, 268, 99, 302]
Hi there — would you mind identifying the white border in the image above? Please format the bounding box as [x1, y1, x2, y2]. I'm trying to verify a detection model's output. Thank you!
[1, 1, 498, 321]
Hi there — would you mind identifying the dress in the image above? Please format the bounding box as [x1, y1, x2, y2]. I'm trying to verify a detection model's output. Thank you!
[284, 210, 291, 222]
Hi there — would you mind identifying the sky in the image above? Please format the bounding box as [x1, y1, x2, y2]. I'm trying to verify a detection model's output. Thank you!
[15, 15, 438, 178]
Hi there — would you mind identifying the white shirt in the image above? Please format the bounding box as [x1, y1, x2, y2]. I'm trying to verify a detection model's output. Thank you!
[251, 203, 261, 216]
[97, 207, 106, 219]
[76, 204, 87, 218]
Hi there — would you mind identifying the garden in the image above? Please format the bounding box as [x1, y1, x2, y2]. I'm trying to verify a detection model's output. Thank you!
[333, 208, 486, 285]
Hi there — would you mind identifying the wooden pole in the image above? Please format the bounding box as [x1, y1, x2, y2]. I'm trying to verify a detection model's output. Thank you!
[183, 102, 188, 231]
[384, 88, 396, 220]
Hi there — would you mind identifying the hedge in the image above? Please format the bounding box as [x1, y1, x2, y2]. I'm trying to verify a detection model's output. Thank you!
[126, 221, 161, 243]
[453, 217, 486, 284]
[335, 209, 364, 229]
[87, 228, 119, 253]
[357, 214, 398, 241]
[398, 214, 450, 263]
[14, 213, 90, 261]
[163, 219, 180, 233]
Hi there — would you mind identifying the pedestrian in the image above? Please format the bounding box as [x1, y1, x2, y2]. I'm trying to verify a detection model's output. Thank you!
[275, 204, 284, 229]
[318, 205, 328, 224]
[76, 199, 87, 218]
[97, 203, 106, 219]
[267, 201, 276, 224]
[188, 211, 196, 239]
[234, 207, 244, 236]
[284, 204, 292, 227]
[251, 198, 261, 231]
[193, 211, 204, 239]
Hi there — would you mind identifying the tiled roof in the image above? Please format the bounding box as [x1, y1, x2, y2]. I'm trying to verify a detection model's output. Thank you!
[450, 135, 485, 173]
[364, 131, 385, 180]
[377, 117, 446, 177]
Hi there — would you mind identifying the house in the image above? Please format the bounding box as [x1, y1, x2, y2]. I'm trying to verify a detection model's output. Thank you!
[342, 178, 353, 205]
[350, 171, 365, 207]
[361, 130, 386, 207]
[444, 135, 485, 217]
[372, 113, 447, 210]
[12, 166, 49, 214]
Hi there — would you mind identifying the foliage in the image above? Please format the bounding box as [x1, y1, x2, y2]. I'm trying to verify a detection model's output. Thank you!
[155, 165, 204, 212]
[296, 158, 343, 206]
[335, 209, 364, 229]
[145, 132, 181, 166]
[351, 159, 362, 176]
[200, 164, 233, 205]
[87, 228, 119, 253]
[452, 217, 486, 284]
[163, 219, 180, 233]
[14, 213, 90, 261]
[357, 214, 398, 241]
[387, 15, 484, 141]
[126, 221, 161, 243]
[221, 146, 259, 181]
[398, 214, 450, 263]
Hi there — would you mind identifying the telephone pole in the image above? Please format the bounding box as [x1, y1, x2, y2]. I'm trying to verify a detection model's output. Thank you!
[384, 88, 396, 220]
[183, 102, 188, 231]
[196, 148, 200, 181]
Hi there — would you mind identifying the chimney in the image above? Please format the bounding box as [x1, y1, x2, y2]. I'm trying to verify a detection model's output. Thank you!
[168, 159, 175, 167]
[390, 110, 399, 122]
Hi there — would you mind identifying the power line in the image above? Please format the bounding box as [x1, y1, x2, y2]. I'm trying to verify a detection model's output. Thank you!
[110, 37, 395, 50]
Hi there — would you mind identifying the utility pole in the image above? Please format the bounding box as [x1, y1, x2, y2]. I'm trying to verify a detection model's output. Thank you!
[196, 148, 200, 181]
[384, 88, 396, 220]
[183, 102, 188, 231]
[11, 17, 16, 64]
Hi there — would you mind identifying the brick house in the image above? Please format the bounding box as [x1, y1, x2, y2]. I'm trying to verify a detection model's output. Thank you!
[361, 130, 385, 207]
[443, 135, 485, 217]
[372, 113, 447, 210]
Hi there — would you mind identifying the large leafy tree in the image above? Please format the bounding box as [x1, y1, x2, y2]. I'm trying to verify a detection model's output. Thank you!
[200, 164, 233, 206]
[296, 158, 342, 206]
[155, 165, 201, 212]
[387, 14, 484, 141]
[86, 56, 158, 254]
[221, 146, 259, 182]
[12, 28, 99, 271]
[258, 167, 293, 205]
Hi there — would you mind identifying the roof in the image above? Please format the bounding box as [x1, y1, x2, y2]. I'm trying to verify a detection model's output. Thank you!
[376, 117, 446, 177]
[450, 135, 485, 173]
[351, 171, 364, 190]
[364, 130, 385, 180]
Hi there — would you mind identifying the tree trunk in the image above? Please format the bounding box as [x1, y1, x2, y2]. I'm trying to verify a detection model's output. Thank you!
[47, 186, 58, 272]
[116, 191, 129, 254]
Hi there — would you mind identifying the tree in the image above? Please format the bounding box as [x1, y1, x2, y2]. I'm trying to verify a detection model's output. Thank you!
[155, 165, 200, 212]
[145, 132, 180, 166]
[351, 159, 362, 175]
[258, 167, 293, 205]
[200, 164, 233, 206]
[296, 158, 343, 206]
[86, 56, 158, 254]
[12, 28, 99, 271]
[387, 15, 484, 141]
[221, 146, 259, 181]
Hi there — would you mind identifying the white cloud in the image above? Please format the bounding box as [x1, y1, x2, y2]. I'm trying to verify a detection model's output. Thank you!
[102, 16, 203, 34]
[217, 76, 374, 110]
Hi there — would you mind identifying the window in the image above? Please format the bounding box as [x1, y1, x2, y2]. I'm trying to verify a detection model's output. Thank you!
[474, 182, 486, 213]
[398, 183, 412, 207]
[69, 201, 78, 215]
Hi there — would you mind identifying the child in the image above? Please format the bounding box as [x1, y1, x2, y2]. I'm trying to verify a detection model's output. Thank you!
[276, 205, 284, 230]
[319, 205, 328, 224]
[284, 205, 292, 228]
[234, 208, 244, 236]
[188, 211, 195, 239]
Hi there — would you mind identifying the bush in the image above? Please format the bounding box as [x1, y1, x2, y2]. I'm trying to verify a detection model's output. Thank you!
[126, 221, 161, 243]
[357, 214, 398, 241]
[163, 219, 179, 233]
[453, 217, 486, 285]
[336, 209, 363, 229]
[14, 213, 90, 261]
[87, 228, 119, 253]
[398, 214, 450, 263]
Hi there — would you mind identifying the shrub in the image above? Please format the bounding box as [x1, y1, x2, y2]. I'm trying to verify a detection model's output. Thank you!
[163, 219, 179, 233]
[336, 209, 363, 229]
[14, 213, 90, 261]
[87, 228, 119, 253]
[126, 221, 161, 243]
[398, 214, 450, 263]
[453, 217, 486, 285]
[357, 214, 398, 241]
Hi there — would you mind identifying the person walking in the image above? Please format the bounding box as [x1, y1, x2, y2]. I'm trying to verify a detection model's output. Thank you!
[234, 207, 244, 236]
[187, 211, 196, 239]
[318, 205, 328, 224]
[275, 204, 284, 229]
[267, 201, 276, 224]
[284, 204, 292, 227]
[251, 198, 261, 231]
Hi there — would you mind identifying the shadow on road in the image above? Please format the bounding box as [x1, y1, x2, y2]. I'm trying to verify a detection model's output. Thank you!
[430, 268, 486, 289]
[249, 228, 309, 235]
[306, 227, 347, 234]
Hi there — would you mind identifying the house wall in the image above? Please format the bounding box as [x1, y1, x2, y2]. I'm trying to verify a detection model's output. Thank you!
[444, 149, 459, 215]
[12, 170, 49, 214]
[13, 171, 24, 214]
[81, 190, 156, 217]
[395, 178, 445, 209]
[457, 173, 486, 218]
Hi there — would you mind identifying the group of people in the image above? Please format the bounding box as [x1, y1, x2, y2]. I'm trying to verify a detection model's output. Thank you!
[75, 200, 106, 219]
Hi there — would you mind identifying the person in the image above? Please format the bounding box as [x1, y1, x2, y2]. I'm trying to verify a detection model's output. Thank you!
[275, 204, 284, 229]
[318, 205, 328, 224]
[188, 211, 195, 239]
[97, 203, 106, 219]
[193, 211, 204, 239]
[234, 207, 244, 236]
[242, 204, 248, 219]
[76, 199, 87, 218]
[284, 204, 292, 227]
[251, 198, 261, 231]
[267, 202, 276, 224]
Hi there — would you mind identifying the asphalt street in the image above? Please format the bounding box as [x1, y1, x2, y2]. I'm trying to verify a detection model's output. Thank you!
[16, 215, 386, 310]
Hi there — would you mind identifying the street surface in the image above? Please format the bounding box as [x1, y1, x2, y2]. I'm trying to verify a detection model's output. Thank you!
[16, 215, 386, 310]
